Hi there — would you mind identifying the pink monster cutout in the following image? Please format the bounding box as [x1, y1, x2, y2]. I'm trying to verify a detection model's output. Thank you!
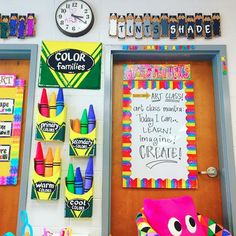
[144, 196, 206, 236]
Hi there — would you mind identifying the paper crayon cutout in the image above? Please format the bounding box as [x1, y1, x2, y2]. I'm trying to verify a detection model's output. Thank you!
[135, 15, 143, 39]
[109, 13, 117, 36]
[88, 104, 96, 133]
[34, 142, 45, 176]
[187, 15, 195, 39]
[152, 15, 160, 39]
[204, 15, 212, 39]
[18, 15, 26, 39]
[72, 119, 80, 133]
[161, 13, 168, 37]
[0, 121, 12, 137]
[80, 108, 88, 134]
[212, 13, 221, 37]
[44, 147, 53, 177]
[26, 13, 35, 37]
[169, 15, 178, 39]
[75, 167, 84, 194]
[31, 144, 61, 200]
[56, 88, 64, 116]
[195, 13, 203, 37]
[126, 13, 134, 37]
[9, 13, 18, 36]
[49, 92, 56, 118]
[66, 163, 75, 194]
[39, 88, 49, 117]
[84, 156, 93, 193]
[143, 13, 151, 37]
[178, 13, 186, 37]
[0, 145, 11, 162]
[53, 147, 61, 176]
[0, 98, 14, 114]
[1, 15, 9, 39]
[117, 15, 126, 39]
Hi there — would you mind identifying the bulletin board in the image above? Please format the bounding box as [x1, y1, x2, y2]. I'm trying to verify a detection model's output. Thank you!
[0, 75, 25, 185]
[122, 69, 197, 189]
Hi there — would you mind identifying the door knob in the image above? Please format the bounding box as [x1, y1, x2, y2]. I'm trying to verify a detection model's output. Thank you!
[198, 167, 218, 178]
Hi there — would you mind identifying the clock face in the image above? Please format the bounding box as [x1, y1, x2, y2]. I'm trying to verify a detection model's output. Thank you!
[55, 0, 94, 37]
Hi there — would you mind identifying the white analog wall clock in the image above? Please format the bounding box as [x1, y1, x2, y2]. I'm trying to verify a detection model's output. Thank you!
[55, 0, 94, 37]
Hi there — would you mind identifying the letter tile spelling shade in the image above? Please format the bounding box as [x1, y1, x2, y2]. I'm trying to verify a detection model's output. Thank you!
[178, 13, 186, 37]
[186, 15, 195, 39]
[169, 15, 178, 39]
[126, 13, 134, 37]
[161, 13, 169, 37]
[204, 15, 212, 39]
[195, 13, 203, 37]
[117, 15, 126, 39]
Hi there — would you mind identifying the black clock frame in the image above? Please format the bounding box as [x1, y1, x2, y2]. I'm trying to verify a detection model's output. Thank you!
[55, 0, 94, 37]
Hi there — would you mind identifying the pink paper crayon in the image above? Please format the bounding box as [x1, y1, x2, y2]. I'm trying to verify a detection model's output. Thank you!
[39, 88, 49, 117]
[34, 142, 45, 176]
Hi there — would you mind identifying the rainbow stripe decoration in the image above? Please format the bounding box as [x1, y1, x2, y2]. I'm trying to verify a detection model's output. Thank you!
[0, 79, 25, 185]
[122, 80, 197, 189]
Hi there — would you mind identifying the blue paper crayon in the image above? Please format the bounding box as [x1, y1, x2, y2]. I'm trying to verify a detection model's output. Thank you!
[88, 104, 96, 133]
[84, 156, 93, 193]
[75, 167, 84, 194]
[56, 88, 64, 116]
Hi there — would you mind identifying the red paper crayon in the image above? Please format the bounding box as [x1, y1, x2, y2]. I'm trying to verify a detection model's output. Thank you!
[34, 142, 45, 176]
[39, 88, 49, 117]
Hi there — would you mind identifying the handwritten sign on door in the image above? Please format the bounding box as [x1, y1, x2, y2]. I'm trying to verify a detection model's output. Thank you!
[122, 80, 197, 189]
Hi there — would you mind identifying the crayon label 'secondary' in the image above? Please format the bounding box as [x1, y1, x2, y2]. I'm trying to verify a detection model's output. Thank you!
[31, 170, 60, 200]
[36, 106, 67, 142]
[69, 124, 96, 157]
[65, 182, 93, 218]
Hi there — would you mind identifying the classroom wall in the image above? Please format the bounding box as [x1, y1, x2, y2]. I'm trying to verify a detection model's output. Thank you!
[1, 0, 236, 235]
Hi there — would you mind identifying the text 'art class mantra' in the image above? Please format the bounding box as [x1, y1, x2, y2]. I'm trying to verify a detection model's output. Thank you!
[109, 13, 220, 39]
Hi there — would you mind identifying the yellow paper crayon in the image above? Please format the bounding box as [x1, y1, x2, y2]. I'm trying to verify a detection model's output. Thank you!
[24, 232, 30, 236]
[49, 92, 57, 117]
[73, 119, 80, 133]
[44, 147, 54, 177]
[53, 146, 61, 175]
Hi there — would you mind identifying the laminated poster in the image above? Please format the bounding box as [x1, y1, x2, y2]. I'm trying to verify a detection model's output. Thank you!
[0, 74, 25, 185]
[39, 41, 102, 89]
[122, 67, 197, 189]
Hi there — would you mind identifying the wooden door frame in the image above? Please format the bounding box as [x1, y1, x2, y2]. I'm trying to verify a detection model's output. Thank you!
[0, 44, 38, 235]
[102, 45, 236, 235]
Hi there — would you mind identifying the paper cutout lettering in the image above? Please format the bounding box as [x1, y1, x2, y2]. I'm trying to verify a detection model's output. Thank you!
[118, 15, 126, 39]
[178, 13, 186, 37]
[169, 15, 178, 39]
[126, 13, 134, 37]
[143, 13, 151, 37]
[152, 15, 160, 39]
[109, 13, 117, 36]
[212, 13, 221, 37]
[195, 13, 203, 37]
[135, 15, 143, 39]
[187, 15, 195, 39]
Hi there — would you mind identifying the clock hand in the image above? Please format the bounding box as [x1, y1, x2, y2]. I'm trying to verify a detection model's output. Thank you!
[71, 14, 86, 23]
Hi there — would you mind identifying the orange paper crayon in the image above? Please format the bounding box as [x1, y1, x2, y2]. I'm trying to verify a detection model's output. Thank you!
[73, 119, 80, 133]
[34, 142, 44, 176]
[53, 146, 61, 175]
[44, 147, 54, 177]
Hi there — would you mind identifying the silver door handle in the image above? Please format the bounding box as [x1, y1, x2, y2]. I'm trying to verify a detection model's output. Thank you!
[198, 167, 218, 178]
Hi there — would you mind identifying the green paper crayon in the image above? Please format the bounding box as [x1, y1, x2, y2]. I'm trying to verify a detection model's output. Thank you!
[66, 163, 75, 194]
[80, 108, 88, 134]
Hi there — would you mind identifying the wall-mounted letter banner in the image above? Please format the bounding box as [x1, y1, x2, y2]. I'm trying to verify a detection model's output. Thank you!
[124, 64, 191, 81]
[0, 76, 25, 185]
[122, 70, 197, 189]
[39, 41, 102, 89]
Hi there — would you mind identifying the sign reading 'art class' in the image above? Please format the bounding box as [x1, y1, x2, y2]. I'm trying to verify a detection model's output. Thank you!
[39, 41, 102, 89]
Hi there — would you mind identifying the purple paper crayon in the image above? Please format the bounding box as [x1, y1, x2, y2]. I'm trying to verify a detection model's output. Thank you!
[84, 156, 93, 193]
[88, 104, 96, 133]
[26, 13, 35, 37]
[75, 167, 84, 195]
